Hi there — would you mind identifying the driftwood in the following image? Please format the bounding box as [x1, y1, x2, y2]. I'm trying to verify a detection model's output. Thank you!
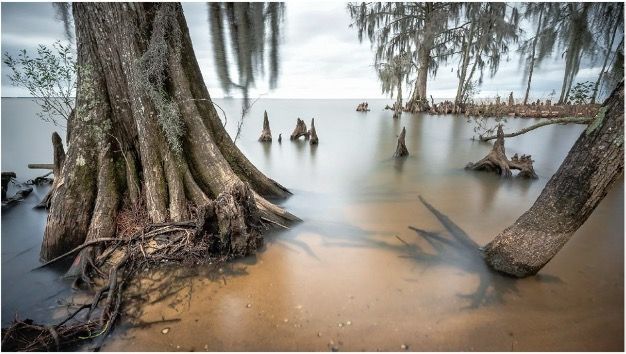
[479, 116, 594, 142]
[2, 186, 33, 208]
[393, 127, 409, 158]
[465, 125, 537, 178]
[258, 111, 272, 142]
[27, 164, 55, 170]
[290, 118, 309, 140]
[1, 172, 38, 208]
[309, 118, 319, 145]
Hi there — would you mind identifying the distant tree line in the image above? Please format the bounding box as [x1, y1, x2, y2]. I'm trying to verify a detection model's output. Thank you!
[348, 2, 624, 111]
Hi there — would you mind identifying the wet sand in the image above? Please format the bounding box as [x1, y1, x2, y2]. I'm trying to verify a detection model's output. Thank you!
[101, 179, 623, 351]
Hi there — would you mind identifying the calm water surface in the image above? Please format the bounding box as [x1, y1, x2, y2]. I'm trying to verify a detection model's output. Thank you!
[1, 97, 623, 351]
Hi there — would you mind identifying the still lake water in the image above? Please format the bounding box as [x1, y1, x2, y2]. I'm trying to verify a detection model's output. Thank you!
[1, 97, 623, 350]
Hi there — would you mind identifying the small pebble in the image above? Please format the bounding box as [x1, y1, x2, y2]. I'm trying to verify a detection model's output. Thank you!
[176, 345, 180, 349]
[317, 331, 323, 337]
[401, 344, 408, 350]
[283, 318, 289, 323]
[331, 346, 339, 352]
[338, 323, 343, 328]
[204, 344, 208, 350]
[246, 303, 252, 308]
[346, 321, 352, 326]
[161, 327, 170, 334]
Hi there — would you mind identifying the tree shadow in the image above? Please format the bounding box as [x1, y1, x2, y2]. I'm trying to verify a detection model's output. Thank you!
[404, 196, 561, 309]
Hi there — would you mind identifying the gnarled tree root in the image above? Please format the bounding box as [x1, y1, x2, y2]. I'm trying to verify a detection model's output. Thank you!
[1, 182, 286, 352]
[465, 125, 537, 179]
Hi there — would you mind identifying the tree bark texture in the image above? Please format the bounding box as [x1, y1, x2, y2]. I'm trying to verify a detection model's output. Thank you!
[393, 126, 409, 158]
[309, 118, 319, 145]
[484, 82, 624, 277]
[258, 110, 272, 142]
[41, 3, 295, 263]
[290, 118, 309, 140]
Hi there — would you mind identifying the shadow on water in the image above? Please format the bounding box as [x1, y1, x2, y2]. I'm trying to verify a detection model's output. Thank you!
[261, 141, 271, 163]
[393, 156, 407, 173]
[404, 196, 561, 309]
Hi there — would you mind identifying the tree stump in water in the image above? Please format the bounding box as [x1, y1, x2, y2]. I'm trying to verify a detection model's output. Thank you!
[356, 102, 370, 111]
[393, 127, 409, 158]
[36, 132, 66, 209]
[1, 172, 16, 201]
[290, 118, 309, 140]
[309, 118, 319, 145]
[465, 125, 537, 178]
[258, 110, 272, 142]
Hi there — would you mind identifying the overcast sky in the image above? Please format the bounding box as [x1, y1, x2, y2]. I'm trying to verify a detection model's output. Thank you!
[0, 2, 610, 100]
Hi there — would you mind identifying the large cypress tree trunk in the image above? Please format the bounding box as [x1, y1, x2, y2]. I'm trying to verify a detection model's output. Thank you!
[406, 45, 430, 113]
[41, 3, 295, 263]
[484, 82, 624, 277]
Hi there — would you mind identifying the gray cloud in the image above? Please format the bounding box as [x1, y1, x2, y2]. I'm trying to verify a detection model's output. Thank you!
[1, 2, 609, 100]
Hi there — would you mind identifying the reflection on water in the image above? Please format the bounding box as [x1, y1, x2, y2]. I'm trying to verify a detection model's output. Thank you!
[1, 98, 623, 351]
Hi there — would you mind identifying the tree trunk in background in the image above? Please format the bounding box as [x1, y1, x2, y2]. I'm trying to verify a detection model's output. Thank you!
[523, 9, 543, 106]
[454, 22, 475, 107]
[591, 10, 620, 104]
[393, 76, 403, 118]
[557, 57, 572, 104]
[41, 3, 295, 263]
[406, 45, 431, 112]
[484, 82, 624, 277]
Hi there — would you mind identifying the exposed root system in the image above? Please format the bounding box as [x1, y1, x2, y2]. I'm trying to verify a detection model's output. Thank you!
[465, 125, 537, 179]
[1, 182, 279, 351]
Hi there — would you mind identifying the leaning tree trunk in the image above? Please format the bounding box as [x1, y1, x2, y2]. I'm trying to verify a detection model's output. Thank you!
[41, 3, 296, 264]
[484, 82, 624, 277]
